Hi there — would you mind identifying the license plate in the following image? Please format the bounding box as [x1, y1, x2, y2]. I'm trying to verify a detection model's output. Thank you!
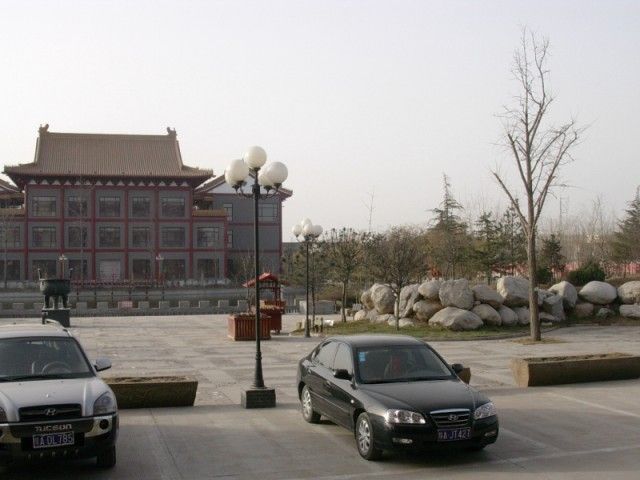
[33, 432, 75, 449]
[437, 427, 471, 442]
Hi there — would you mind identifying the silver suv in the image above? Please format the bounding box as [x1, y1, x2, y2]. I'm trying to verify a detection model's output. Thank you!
[0, 323, 118, 468]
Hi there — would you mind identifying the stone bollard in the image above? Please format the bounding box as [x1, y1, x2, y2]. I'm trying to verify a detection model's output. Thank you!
[137, 301, 150, 309]
[12, 303, 25, 311]
[217, 299, 229, 308]
[237, 300, 248, 311]
[199, 300, 210, 309]
[97, 302, 109, 310]
[158, 300, 171, 310]
[75, 302, 88, 311]
[178, 300, 190, 309]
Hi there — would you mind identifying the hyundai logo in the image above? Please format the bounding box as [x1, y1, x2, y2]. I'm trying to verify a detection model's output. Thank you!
[44, 408, 57, 417]
[448, 414, 459, 421]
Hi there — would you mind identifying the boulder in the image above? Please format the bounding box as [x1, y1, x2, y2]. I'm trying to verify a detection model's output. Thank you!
[472, 284, 503, 309]
[619, 304, 640, 319]
[377, 314, 396, 325]
[617, 281, 640, 304]
[428, 307, 483, 331]
[595, 307, 614, 319]
[354, 310, 368, 321]
[396, 318, 415, 328]
[574, 302, 594, 318]
[542, 294, 566, 322]
[539, 312, 559, 323]
[513, 307, 531, 325]
[497, 276, 530, 307]
[418, 279, 441, 300]
[579, 281, 617, 305]
[498, 305, 518, 326]
[536, 289, 553, 307]
[366, 309, 379, 323]
[471, 304, 501, 326]
[549, 281, 578, 310]
[371, 283, 395, 314]
[439, 279, 474, 310]
[413, 300, 443, 321]
[361, 289, 374, 310]
[397, 284, 420, 318]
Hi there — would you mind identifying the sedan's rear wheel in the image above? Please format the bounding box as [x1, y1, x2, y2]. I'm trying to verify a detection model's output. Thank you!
[356, 412, 382, 461]
[301, 385, 321, 423]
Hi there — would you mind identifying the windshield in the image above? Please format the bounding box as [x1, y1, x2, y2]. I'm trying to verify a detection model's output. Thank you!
[0, 337, 93, 382]
[356, 345, 454, 384]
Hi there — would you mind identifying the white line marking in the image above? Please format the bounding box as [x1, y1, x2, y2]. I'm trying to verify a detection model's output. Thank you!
[499, 427, 554, 450]
[546, 392, 640, 419]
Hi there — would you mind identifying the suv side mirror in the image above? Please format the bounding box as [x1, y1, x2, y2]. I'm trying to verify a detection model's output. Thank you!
[94, 357, 112, 372]
[451, 363, 464, 374]
[334, 369, 353, 381]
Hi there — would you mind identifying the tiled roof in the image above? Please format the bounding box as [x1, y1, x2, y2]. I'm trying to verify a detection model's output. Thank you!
[4, 126, 212, 182]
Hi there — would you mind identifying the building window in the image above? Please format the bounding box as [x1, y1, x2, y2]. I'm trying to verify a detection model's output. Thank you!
[69, 259, 88, 281]
[132, 227, 151, 248]
[0, 226, 20, 248]
[222, 203, 233, 221]
[32, 227, 56, 248]
[131, 197, 151, 218]
[132, 259, 151, 280]
[98, 226, 121, 248]
[32, 196, 56, 217]
[163, 259, 185, 280]
[67, 196, 88, 217]
[226, 230, 233, 248]
[32, 260, 57, 280]
[258, 203, 278, 221]
[99, 260, 121, 281]
[68, 226, 88, 248]
[99, 196, 121, 217]
[161, 227, 185, 247]
[0, 260, 20, 281]
[196, 259, 219, 279]
[161, 198, 185, 217]
[197, 227, 219, 248]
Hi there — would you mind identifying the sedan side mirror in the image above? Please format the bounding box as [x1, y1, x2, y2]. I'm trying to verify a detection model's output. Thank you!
[451, 363, 464, 374]
[94, 357, 112, 372]
[334, 369, 353, 381]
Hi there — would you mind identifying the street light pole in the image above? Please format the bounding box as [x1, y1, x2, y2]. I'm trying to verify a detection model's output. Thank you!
[292, 219, 323, 337]
[224, 146, 288, 409]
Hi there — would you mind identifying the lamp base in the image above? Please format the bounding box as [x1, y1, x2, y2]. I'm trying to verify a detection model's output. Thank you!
[241, 387, 276, 409]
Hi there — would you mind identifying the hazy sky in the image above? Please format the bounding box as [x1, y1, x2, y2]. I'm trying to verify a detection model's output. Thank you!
[1, 1, 638, 239]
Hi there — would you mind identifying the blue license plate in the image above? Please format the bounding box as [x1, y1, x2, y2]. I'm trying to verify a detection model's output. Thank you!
[33, 432, 75, 449]
[437, 427, 471, 442]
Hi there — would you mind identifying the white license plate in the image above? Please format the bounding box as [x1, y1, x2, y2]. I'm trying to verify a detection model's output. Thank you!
[33, 432, 75, 449]
[437, 427, 471, 442]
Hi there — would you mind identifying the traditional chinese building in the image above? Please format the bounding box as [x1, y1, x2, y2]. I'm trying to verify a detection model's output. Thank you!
[0, 125, 291, 284]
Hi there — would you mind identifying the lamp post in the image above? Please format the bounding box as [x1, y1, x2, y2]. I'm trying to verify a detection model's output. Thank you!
[292, 219, 323, 337]
[58, 254, 67, 278]
[155, 254, 164, 301]
[224, 146, 288, 409]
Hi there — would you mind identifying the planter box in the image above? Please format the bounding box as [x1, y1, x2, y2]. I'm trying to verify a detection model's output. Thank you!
[228, 314, 271, 341]
[105, 376, 198, 408]
[511, 353, 640, 387]
[260, 308, 282, 333]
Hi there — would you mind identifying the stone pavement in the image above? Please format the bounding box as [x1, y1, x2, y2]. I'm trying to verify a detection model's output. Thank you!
[1, 314, 640, 479]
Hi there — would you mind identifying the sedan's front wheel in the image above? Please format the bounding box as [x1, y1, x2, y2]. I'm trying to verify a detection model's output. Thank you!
[301, 385, 321, 423]
[355, 412, 382, 461]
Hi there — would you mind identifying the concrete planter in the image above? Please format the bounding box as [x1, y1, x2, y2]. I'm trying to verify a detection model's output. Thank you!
[511, 353, 640, 387]
[105, 376, 198, 408]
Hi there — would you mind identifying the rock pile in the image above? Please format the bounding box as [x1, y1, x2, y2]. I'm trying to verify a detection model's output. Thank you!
[353, 277, 640, 330]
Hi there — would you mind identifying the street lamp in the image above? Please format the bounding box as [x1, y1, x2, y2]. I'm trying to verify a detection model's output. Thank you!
[155, 254, 164, 301]
[224, 146, 288, 409]
[292, 219, 323, 337]
[58, 254, 68, 278]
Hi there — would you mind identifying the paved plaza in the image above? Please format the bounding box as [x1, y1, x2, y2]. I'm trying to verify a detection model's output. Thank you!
[1, 314, 640, 479]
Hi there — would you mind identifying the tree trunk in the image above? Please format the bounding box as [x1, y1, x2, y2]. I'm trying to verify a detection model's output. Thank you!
[527, 232, 540, 341]
[395, 294, 400, 332]
[341, 281, 347, 322]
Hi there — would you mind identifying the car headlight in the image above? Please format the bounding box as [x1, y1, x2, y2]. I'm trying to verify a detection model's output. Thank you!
[93, 391, 117, 415]
[384, 409, 426, 424]
[474, 402, 497, 420]
[0, 406, 7, 422]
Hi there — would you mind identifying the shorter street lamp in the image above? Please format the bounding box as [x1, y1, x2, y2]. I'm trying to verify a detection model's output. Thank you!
[155, 254, 164, 301]
[292, 219, 323, 338]
[224, 146, 288, 409]
[58, 254, 67, 278]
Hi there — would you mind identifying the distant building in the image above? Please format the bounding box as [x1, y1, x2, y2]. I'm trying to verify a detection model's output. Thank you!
[0, 125, 291, 284]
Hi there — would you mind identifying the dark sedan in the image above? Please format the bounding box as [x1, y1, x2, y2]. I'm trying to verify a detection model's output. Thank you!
[296, 335, 499, 460]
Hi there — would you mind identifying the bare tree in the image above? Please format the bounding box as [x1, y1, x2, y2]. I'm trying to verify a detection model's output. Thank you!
[492, 29, 582, 341]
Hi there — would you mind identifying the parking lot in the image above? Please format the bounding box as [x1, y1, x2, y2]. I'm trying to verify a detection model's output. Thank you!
[2, 314, 640, 479]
